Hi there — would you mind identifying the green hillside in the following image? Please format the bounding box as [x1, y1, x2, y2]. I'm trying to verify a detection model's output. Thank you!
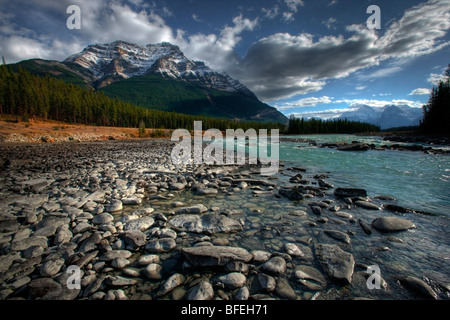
[9, 59, 93, 88]
[100, 74, 287, 123]
[8, 59, 287, 123]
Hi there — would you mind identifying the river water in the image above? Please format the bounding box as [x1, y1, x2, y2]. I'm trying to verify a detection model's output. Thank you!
[142, 134, 450, 299]
[279, 134, 450, 216]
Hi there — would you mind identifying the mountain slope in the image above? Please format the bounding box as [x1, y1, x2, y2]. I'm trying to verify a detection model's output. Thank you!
[10, 40, 287, 123]
[8, 59, 94, 88]
[100, 73, 285, 122]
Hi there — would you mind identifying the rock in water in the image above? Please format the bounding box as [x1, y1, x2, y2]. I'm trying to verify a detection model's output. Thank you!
[145, 238, 176, 253]
[120, 230, 147, 248]
[274, 278, 297, 300]
[358, 219, 372, 235]
[355, 201, 381, 210]
[278, 187, 303, 201]
[316, 244, 355, 285]
[157, 273, 186, 296]
[284, 243, 304, 257]
[175, 204, 208, 214]
[371, 217, 415, 232]
[400, 276, 437, 299]
[169, 213, 242, 234]
[216, 272, 247, 289]
[334, 188, 367, 198]
[107, 200, 123, 212]
[337, 143, 369, 152]
[186, 280, 214, 300]
[324, 230, 351, 244]
[181, 246, 252, 267]
[261, 256, 286, 275]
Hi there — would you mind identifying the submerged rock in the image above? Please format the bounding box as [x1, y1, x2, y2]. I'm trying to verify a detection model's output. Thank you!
[355, 201, 381, 210]
[316, 244, 355, 285]
[324, 230, 351, 244]
[334, 188, 367, 198]
[261, 256, 286, 275]
[337, 143, 369, 152]
[169, 213, 242, 234]
[371, 217, 415, 232]
[181, 246, 252, 267]
[399, 276, 437, 299]
[186, 280, 214, 300]
[175, 204, 208, 214]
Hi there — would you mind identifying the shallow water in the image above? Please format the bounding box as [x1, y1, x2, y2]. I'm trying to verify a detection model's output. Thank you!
[122, 135, 450, 299]
[280, 135, 450, 216]
[142, 157, 450, 299]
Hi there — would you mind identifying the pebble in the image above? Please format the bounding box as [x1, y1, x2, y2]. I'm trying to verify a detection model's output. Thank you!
[261, 256, 286, 275]
[216, 272, 247, 289]
[143, 263, 162, 280]
[186, 280, 214, 300]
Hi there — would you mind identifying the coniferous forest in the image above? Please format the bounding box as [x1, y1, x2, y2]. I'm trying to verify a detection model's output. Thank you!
[286, 115, 380, 134]
[0, 65, 285, 132]
[0, 65, 381, 134]
[421, 65, 450, 136]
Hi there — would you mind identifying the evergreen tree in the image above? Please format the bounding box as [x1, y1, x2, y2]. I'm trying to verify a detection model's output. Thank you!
[421, 64, 450, 135]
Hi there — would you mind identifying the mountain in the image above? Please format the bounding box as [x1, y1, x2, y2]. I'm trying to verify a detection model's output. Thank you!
[338, 104, 423, 130]
[10, 40, 287, 123]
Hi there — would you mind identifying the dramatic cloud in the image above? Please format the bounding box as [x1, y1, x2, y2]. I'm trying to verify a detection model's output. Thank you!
[229, 0, 450, 101]
[0, 0, 178, 63]
[0, 0, 449, 104]
[275, 96, 332, 110]
[409, 88, 432, 95]
[177, 14, 258, 73]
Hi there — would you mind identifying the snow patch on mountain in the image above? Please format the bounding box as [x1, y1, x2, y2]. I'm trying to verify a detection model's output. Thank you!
[64, 40, 255, 97]
[339, 104, 423, 129]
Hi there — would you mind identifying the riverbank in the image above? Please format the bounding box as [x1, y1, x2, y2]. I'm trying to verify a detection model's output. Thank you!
[0, 139, 448, 301]
[354, 131, 450, 146]
[0, 116, 173, 144]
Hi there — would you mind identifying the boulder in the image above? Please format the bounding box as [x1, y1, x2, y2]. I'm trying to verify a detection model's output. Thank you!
[371, 217, 415, 232]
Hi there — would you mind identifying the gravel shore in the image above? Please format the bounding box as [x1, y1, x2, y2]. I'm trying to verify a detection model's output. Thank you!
[0, 139, 447, 300]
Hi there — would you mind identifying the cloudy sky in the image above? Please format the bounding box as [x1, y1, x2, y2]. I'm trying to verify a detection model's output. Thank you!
[1, 0, 449, 118]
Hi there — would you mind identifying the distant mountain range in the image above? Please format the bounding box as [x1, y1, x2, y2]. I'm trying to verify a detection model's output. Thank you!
[9, 41, 287, 123]
[338, 104, 423, 130]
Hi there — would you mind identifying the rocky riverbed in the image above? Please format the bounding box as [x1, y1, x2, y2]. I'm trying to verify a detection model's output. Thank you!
[0, 139, 449, 300]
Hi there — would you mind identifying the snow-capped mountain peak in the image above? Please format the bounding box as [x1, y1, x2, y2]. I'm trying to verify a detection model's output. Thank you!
[64, 41, 255, 97]
[338, 104, 423, 129]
